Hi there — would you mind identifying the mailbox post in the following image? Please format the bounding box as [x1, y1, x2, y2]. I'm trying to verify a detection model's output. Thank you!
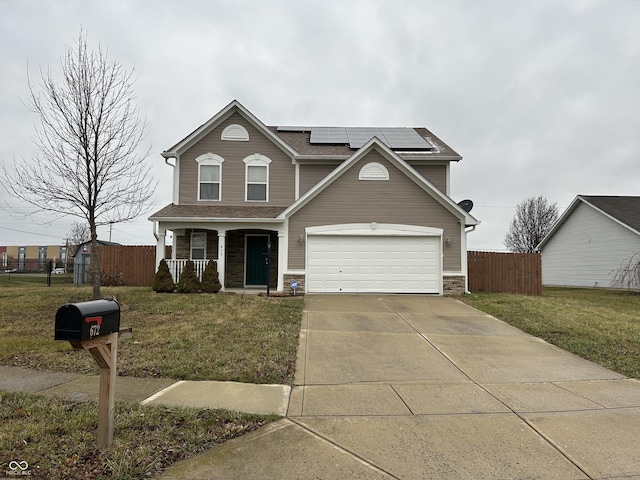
[54, 298, 131, 450]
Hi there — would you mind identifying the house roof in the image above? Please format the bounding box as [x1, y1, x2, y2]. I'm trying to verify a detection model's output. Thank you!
[149, 204, 287, 221]
[161, 100, 298, 159]
[161, 100, 461, 162]
[537, 195, 640, 250]
[270, 126, 461, 161]
[279, 137, 478, 227]
[581, 196, 640, 233]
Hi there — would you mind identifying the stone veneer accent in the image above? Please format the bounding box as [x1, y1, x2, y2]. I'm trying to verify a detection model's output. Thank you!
[280, 274, 462, 296]
[283, 273, 305, 295]
[443, 275, 466, 295]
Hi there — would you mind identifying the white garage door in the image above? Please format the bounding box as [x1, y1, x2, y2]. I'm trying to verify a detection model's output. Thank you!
[306, 234, 441, 293]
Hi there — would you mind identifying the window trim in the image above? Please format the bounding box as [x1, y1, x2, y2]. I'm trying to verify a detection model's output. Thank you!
[243, 154, 272, 202]
[195, 153, 224, 201]
[191, 231, 207, 260]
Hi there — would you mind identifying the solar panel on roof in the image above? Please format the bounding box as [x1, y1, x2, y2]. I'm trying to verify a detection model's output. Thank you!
[346, 128, 389, 148]
[310, 127, 349, 144]
[308, 126, 434, 150]
[276, 126, 311, 132]
[380, 128, 432, 149]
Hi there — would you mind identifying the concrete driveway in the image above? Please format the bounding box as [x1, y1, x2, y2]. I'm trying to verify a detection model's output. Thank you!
[161, 295, 640, 479]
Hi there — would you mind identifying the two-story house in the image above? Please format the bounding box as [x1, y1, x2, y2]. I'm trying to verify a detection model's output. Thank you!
[149, 100, 478, 294]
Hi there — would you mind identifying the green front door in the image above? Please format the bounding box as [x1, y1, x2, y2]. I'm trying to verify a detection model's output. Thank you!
[245, 235, 269, 286]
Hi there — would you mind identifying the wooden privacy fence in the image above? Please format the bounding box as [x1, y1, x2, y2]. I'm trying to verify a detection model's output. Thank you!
[467, 251, 542, 295]
[98, 245, 170, 286]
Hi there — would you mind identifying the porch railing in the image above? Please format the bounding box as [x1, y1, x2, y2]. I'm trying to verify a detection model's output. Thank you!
[165, 259, 210, 283]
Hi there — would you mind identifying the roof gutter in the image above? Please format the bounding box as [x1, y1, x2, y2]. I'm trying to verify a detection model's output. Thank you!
[148, 216, 286, 224]
[162, 151, 176, 167]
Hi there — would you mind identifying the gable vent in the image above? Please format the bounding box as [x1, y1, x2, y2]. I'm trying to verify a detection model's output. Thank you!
[359, 162, 389, 181]
[221, 124, 249, 141]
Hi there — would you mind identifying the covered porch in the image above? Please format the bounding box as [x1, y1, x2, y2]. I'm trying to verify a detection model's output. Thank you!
[155, 223, 287, 292]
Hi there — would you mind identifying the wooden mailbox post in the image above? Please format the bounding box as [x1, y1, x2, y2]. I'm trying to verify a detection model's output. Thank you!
[54, 298, 131, 450]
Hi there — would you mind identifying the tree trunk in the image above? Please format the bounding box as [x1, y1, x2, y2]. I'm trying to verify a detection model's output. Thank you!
[90, 218, 101, 300]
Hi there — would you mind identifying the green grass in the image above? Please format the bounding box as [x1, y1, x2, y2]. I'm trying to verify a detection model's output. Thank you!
[459, 287, 640, 379]
[0, 280, 302, 479]
[0, 390, 275, 480]
[0, 281, 304, 384]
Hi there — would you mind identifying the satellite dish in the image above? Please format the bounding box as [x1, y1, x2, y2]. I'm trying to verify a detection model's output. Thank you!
[457, 199, 474, 213]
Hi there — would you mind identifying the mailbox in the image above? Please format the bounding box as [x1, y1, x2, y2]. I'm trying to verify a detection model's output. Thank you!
[54, 299, 121, 341]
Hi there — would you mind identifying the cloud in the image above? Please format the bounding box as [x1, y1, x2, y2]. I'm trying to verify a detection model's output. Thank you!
[1, 0, 639, 249]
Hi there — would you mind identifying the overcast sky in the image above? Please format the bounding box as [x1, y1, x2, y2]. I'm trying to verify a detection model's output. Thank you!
[1, 0, 639, 250]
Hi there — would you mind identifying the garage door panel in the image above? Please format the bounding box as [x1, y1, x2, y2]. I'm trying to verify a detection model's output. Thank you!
[307, 234, 441, 293]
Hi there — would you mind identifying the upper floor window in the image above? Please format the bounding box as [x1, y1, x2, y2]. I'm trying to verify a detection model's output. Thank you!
[221, 124, 249, 141]
[243, 154, 272, 202]
[196, 153, 225, 201]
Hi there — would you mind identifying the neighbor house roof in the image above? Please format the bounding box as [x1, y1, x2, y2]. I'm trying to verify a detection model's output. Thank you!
[581, 196, 640, 233]
[537, 195, 640, 250]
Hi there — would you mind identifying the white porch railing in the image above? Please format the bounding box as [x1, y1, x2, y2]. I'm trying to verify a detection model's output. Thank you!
[166, 259, 210, 283]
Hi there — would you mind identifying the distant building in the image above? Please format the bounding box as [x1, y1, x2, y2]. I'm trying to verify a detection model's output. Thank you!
[2, 245, 68, 272]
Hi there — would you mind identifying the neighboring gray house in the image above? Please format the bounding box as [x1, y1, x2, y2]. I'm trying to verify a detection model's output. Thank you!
[537, 195, 640, 288]
[149, 100, 478, 294]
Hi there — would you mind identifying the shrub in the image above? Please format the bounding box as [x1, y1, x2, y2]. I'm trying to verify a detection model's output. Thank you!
[201, 260, 222, 293]
[176, 260, 201, 293]
[152, 259, 176, 293]
[101, 270, 126, 286]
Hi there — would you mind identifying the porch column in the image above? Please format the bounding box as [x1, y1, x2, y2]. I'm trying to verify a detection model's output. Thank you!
[218, 230, 226, 291]
[277, 230, 286, 291]
[156, 229, 166, 269]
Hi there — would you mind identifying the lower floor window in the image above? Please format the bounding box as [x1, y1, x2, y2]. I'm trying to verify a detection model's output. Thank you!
[191, 232, 206, 259]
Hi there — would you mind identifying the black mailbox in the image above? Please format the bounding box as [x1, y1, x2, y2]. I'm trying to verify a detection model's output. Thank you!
[54, 299, 121, 341]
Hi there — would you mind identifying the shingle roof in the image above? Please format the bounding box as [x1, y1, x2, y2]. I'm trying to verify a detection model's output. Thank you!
[269, 126, 461, 159]
[581, 196, 640, 233]
[149, 204, 287, 220]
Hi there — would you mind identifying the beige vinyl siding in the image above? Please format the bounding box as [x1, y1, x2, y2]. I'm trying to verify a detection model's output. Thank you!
[298, 164, 339, 196]
[178, 113, 295, 206]
[411, 164, 447, 193]
[288, 151, 461, 271]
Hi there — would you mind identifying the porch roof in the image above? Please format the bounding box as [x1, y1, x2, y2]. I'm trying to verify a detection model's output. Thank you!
[149, 204, 287, 221]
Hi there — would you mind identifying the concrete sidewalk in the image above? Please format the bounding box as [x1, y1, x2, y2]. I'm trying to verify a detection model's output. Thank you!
[0, 366, 290, 416]
[160, 295, 640, 480]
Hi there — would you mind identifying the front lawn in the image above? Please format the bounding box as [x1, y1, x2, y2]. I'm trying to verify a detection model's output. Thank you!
[0, 281, 304, 384]
[1, 390, 275, 480]
[459, 287, 640, 379]
[0, 280, 303, 479]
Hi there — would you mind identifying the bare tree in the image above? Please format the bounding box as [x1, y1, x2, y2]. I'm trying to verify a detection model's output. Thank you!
[65, 221, 91, 258]
[0, 30, 155, 299]
[611, 252, 640, 290]
[504, 196, 559, 253]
